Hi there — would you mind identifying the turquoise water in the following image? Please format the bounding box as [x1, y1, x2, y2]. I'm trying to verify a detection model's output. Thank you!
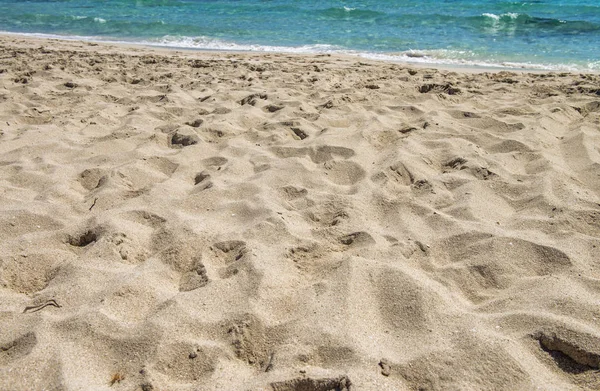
[0, 0, 599, 71]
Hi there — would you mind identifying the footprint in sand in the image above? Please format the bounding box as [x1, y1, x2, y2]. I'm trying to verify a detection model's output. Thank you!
[170, 130, 199, 147]
[78, 168, 108, 191]
[179, 257, 209, 292]
[0, 252, 72, 294]
[202, 156, 228, 168]
[0, 332, 37, 366]
[321, 160, 365, 186]
[339, 231, 375, 247]
[211, 240, 251, 279]
[193, 171, 213, 191]
[534, 329, 600, 373]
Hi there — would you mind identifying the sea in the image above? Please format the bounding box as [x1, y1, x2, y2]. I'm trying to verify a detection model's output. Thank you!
[0, 0, 599, 72]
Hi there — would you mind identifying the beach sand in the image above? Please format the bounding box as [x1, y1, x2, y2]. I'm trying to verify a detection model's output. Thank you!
[1, 34, 600, 391]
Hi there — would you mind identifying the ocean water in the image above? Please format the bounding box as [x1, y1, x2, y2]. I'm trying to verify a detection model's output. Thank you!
[0, 0, 599, 71]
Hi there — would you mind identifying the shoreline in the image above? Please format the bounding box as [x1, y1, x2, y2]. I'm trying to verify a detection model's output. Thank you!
[2, 32, 600, 391]
[1, 31, 597, 75]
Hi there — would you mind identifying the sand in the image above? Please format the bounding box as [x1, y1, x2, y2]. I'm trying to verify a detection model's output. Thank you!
[1, 34, 600, 391]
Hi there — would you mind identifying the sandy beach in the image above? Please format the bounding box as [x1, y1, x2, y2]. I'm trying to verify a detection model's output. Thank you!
[1, 34, 600, 390]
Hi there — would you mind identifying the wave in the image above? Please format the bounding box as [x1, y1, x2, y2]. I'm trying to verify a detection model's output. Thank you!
[2, 13, 176, 37]
[71, 16, 107, 23]
[318, 7, 384, 20]
[482, 13, 519, 21]
[2, 31, 596, 73]
[477, 12, 600, 33]
[149, 35, 343, 54]
[359, 50, 600, 72]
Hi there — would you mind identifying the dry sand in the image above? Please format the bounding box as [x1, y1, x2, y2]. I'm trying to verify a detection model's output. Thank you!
[1, 34, 600, 391]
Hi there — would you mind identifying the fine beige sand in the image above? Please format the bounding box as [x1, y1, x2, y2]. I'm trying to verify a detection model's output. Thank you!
[1, 34, 600, 391]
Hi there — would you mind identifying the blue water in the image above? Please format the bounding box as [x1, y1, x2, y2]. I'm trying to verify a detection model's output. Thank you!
[0, 0, 599, 71]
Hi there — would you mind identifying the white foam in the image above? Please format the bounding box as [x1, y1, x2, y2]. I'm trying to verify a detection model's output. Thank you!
[482, 13, 500, 21]
[0, 31, 597, 73]
[482, 12, 520, 21]
[358, 50, 590, 72]
[93, 17, 106, 24]
[0, 30, 102, 41]
[148, 35, 342, 54]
